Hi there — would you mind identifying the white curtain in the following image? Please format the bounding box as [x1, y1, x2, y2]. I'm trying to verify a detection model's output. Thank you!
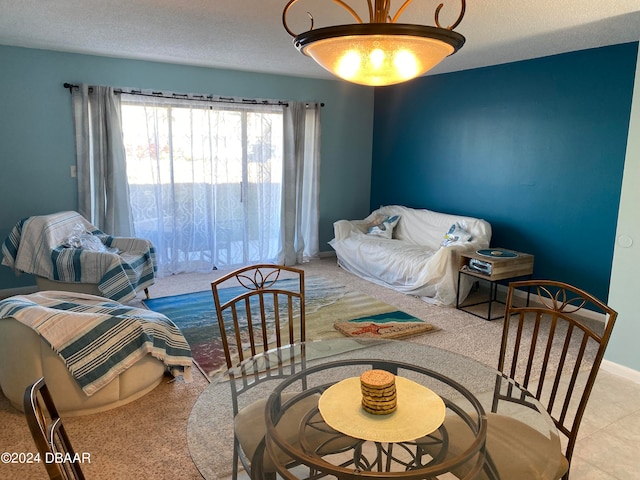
[71, 85, 133, 236]
[301, 104, 321, 261]
[278, 102, 321, 265]
[66, 91, 322, 276]
[121, 94, 301, 276]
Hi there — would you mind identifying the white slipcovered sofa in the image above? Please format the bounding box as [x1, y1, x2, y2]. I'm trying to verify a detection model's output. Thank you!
[329, 205, 492, 306]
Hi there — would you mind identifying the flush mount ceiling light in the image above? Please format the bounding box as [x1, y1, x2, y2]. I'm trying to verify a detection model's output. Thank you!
[282, 0, 466, 87]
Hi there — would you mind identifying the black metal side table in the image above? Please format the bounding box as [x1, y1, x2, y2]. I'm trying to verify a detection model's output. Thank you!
[456, 249, 534, 320]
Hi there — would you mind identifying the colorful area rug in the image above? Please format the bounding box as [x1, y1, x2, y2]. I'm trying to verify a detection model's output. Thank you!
[143, 275, 436, 377]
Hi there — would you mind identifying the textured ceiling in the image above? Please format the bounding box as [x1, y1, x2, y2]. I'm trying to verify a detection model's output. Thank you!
[0, 1, 639, 80]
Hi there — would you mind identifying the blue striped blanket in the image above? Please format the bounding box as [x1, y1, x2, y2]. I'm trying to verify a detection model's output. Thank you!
[1, 211, 157, 302]
[0, 291, 193, 396]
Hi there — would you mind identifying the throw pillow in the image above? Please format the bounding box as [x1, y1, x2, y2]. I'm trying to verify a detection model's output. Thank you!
[442, 223, 473, 246]
[367, 215, 400, 239]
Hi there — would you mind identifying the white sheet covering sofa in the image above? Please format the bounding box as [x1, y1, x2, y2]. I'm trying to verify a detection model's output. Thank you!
[329, 205, 492, 306]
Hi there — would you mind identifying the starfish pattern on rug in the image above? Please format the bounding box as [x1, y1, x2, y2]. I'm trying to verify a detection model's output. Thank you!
[351, 323, 395, 336]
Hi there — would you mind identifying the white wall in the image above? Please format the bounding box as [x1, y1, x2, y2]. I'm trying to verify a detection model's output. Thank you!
[606, 43, 640, 376]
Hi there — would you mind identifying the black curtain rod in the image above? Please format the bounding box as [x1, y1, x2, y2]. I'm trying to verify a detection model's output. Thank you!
[63, 83, 324, 108]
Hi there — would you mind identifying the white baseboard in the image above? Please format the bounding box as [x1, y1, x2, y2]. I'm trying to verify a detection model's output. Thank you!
[0, 285, 38, 300]
[318, 250, 336, 258]
[601, 359, 640, 384]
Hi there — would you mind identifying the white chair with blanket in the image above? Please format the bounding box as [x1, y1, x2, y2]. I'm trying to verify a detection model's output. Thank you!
[1, 211, 157, 302]
[0, 290, 193, 416]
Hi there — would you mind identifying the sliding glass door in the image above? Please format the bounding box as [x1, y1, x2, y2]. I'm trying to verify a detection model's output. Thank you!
[121, 95, 283, 276]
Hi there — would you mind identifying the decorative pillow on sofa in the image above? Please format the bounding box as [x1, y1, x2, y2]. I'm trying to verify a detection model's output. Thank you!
[442, 222, 473, 246]
[367, 215, 400, 239]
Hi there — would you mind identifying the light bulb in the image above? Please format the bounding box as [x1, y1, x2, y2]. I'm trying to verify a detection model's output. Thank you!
[393, 50, 419, 79]
[369, 48, 385, 70]
[337, 50, 361, 79]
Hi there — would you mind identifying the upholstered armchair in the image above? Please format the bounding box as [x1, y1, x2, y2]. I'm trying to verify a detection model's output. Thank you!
[1, 211, 157, 302]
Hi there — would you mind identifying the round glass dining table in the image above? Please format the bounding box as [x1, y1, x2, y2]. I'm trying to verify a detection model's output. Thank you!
[187, 338, 562, 480]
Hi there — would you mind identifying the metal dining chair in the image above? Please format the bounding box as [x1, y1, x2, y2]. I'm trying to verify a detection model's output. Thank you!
[211, 264, 313, 479]
[212, 264, 306, 371]
[427, 280, 618, 479]
[23, 377, 86, 480]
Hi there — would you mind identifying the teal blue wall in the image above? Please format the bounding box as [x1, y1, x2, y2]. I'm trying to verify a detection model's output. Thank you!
[2, 43, 638, 305]
[371, 42, 638, 302]
[0, 46, 374, 291]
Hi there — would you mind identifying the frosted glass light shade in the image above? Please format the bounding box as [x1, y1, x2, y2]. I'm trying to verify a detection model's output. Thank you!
[294, 24, 465, 87]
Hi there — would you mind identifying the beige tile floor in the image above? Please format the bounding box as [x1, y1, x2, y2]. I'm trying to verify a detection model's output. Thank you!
[568, 369, 640, 479]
